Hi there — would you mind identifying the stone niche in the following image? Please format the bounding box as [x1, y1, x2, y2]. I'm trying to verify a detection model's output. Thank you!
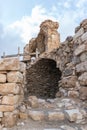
[25, 58, 62, 99]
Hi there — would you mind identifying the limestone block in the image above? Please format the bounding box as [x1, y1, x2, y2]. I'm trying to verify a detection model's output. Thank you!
[0, 71, 7, 74]
[73, 28, 84, 40]
[19, 112, 28, 119]
[76, 61, 87, 73]
[81, 32, 87, 42]
[2, 114, 18, 127]
[81, 125, 87, 130]
[28, 96, 39, 108]
[7, 71, 23, 83]
[19, 62, 26, 73]
[65, 109, 83, 122]
[0, 112, 3, 117]
[60, 125, 78, 130]
[80, 52, 87, 62]
[29, 110, 45, 121]
[61, 76, 77, 88]
[68, 91, 79, 98]
[79, 87, 87, 100]
[78, 72, 87, 85]
[74, 44, 87, 56]
[0, 83, 20, 95]
[0, 58, 20, 71]
[0, 105, 15, 112]
[0, 74, 6, 83]
[2, 95, 21, 105]
[48, 111, 65, 121]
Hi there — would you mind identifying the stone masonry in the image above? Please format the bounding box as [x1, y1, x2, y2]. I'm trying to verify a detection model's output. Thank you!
[0, 58, 26, 127]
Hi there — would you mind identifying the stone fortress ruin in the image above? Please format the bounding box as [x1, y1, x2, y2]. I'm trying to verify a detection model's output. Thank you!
[0, 19, 87, 129]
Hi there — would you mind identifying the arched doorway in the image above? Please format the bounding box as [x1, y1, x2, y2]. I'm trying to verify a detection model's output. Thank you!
[25, 58, 61, 99]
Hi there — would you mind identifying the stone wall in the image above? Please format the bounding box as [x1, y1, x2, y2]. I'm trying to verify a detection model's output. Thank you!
[40, 19, 87, 100]
[0, 58, 26, 127]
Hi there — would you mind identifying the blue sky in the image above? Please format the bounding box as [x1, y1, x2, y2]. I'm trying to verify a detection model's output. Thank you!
[0, 0, 87, 58]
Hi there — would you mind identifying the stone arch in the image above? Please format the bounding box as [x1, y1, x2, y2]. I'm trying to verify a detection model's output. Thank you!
[25, 58, 62, 99]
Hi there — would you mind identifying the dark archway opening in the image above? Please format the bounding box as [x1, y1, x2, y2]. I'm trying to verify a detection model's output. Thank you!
[25, 58, 61, 99]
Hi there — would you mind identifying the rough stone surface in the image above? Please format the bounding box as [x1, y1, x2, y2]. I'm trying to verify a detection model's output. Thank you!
[74, 44, 87, 56]
[29, 110, 45, 121]
[7, 71, 23, 83]
[48, 111, 65, 121]
[0, 74, 6, 83]
[28, 96, 39, 108]
[0, 58, 20, 71]
[76, 61, 87, 73]
[65, 109, 83, 122]
[79, 87, 87, 100]
[0, 105, 15, 112]
[2, 95, 21, 105]
[0, 83, 20, 95]
[78, 72, 87, 85]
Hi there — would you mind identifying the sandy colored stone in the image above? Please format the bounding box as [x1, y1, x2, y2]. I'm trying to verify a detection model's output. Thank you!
[29, 110, 45, 121]
[61, 76, 77, 88]
[0, 112, 3, 117]
[2, 95, 21, 105]
[76, 61, 87, 73]
[65, 109, 83, 122]
[68, 91, 79, 98]
[0, 58, 20, 71]
[48, 111, 65, 121]
[0, 83, 20, 95]
[2, 114, 18, 127]
[28, 96, 39, 108]
[73, 28, 84, 40]
[78, 72, 87, 85]
[0, 105, 15, 112]
[74, 44, 87, 56]
[19, 112, 28, 119]
[7, 71, 23, 83]
[79, 87, 87, 100]
[0, 74, 6, 83]
[81, 32, 87, 42]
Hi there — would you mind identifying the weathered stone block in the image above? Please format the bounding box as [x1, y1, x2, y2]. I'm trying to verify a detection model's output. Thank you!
[80, 52, 87, 62]
[0, 105, 15, 112]
[76, 61, 87, 73]
[2, 95, 21, 105]
[29, 110, 45, 121]
[0, 83, 20, 95]
[79, 87, 87, 100]
[28, 96, 39, 108]
[78, 72, 87, 85]
[0, 74, 6, 83]
[65, 109, 83, 122]
[81, 32, 87, 42]
[19, 112, 28, 119]
[0, 58, 20, 71]
[61, 76, 77, 88]
[0, 112, 3, 117]
[68, 91, 79, 98]
[74, 44, 87, 56]
[48, 111, 65, 121]
[2, 114, 18, 127]
[73, 28, 84, 40]
[7, 71, 23, 83]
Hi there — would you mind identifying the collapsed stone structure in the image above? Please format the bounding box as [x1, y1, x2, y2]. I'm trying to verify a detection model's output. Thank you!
[0, 19, 87, 129]
[24, 19, 87, 101]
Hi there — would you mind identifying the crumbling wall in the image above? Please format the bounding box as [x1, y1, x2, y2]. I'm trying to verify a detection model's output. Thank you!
[23, 20, 60, 61]
[0, 58, 26, 127]
[40, 19, 87, 100]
